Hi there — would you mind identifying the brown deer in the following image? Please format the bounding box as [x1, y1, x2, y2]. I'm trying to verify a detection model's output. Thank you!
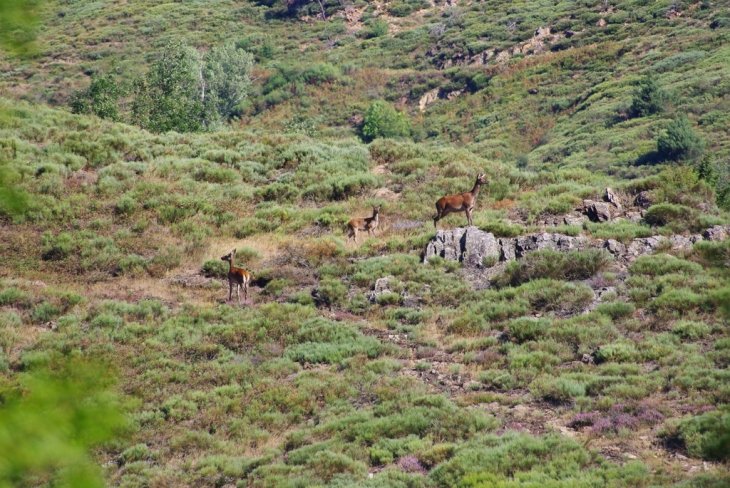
[347, 205, 381, 244]
[434, 173, 489, 228]
[221, 249, 251, 304]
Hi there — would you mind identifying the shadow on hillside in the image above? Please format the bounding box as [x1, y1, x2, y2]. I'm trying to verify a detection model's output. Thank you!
[635, 150, 662, 166]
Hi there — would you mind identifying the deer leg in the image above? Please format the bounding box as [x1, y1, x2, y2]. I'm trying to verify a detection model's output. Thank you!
[243, 280, 248, 302]
[466, 208, 473, 226]
[229, 280, 233, 301]
[237, 284, 241, 304]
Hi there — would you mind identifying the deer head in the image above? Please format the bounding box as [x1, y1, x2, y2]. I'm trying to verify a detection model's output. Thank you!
[221, 249, 236, 262]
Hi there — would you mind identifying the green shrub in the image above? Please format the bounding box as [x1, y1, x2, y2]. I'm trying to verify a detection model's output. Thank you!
[530, 376, 586, 403]
[41, 232, 74, 261]
[508, 317, 550, 343]
[644, 203, 695, 227]
[652, 289, 706, 314]
[629, 77, 666, 118]
[595, 342, 638, 363]
[595, 302, 635, 320]
[0, 287, 29, 307]
[671, 321, 710, 340]
[202, 259, 229, 278]
[666, 406, 730, 461]
[362, 101, 410, 140]
[317, 278, 348, 307]
[31, 302, 63, 324]
[70, 71, 126, 121]
[657, 115, 705, 161]
[120, 444, 150, 464]
[629, 254, 703, 276]
[495, 249, 613, 287]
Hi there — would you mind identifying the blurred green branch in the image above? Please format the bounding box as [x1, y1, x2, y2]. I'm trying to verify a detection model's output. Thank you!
[0, 359, 125, 488]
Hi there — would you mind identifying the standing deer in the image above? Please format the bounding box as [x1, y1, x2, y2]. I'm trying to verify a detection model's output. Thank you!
[221, 249, 251, 304]
[434, 173, 489, 228]
[347, 205, 381, 244]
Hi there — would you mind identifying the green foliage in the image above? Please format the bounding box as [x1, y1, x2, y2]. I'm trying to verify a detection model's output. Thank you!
[494, 249, 613, 287]
[667, 406, 730, 461]
[0, 0, 39, 56]
[131, 40, 206, 133]
[70, 71, 126, 122]
[202, 259, 229, 278]
[657, 115, 705, 161]
[203, 42, 254, 121]
[695, 154, 720, 187]
[362, 101, 410, 140]
[0, 359, 124, 487]
[629, 77, 666, 118]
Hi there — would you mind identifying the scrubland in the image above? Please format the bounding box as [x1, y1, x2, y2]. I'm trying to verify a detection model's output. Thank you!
[1, 0, 730, 486]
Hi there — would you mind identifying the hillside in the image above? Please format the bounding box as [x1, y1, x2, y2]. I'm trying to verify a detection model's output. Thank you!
[1, 0, 730, 486]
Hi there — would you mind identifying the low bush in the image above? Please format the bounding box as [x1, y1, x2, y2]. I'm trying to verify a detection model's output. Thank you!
[664, 406, 730, 461]
[494, 249, 613, 287]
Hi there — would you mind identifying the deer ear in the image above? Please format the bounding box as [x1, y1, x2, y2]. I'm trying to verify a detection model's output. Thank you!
[232, 248, 236, 254]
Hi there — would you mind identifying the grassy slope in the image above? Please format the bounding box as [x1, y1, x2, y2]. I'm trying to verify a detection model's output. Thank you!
[1, 0, 730, 486]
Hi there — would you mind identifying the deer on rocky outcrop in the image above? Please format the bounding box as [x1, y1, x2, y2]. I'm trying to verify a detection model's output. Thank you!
[434, 173, 489, 228]
[347, 205, 381, 244]
[221, 249, 250, 304]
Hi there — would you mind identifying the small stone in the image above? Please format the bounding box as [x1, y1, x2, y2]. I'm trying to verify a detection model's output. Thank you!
[605, 239, 625, 255]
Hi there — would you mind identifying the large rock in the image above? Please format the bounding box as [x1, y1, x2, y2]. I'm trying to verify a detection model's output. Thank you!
[583, 200, 613, 222]
[424, 227, 500, 267]
[514, 233, 588, 258]
[704, 225, 730, 242]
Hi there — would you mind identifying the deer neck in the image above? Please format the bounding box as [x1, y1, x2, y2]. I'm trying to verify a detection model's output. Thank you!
[470, 181, 482, 200]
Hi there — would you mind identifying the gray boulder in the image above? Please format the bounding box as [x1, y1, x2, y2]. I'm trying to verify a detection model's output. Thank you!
[583, 200, 612, 222]
[704, 225, 730, 242]
[424, 227, 500, 267]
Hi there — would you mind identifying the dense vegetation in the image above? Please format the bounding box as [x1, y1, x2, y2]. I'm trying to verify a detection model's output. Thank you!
[1, 0, 730, 486]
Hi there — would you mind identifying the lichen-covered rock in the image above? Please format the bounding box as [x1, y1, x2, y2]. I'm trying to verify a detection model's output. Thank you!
[704, 225, 730, 242]
[500, 238, 516, 262]
[605, 239, 625, 255]
[583, 200, 613, 222]
[605, 187, 622, 210]
[514, 233, 588, 258]
[564, 213, 586, 226]
[424, 227, 500, 267]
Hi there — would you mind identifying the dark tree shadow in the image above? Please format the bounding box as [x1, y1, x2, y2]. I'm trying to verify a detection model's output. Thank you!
[635, 150, 662, 166]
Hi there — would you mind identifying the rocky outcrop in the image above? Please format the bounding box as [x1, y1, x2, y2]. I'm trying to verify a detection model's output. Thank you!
[424, 226, 728, 268]
[704, 225, 730, 242]
[583, 199, 613, 222]
[419, 88, 440, 111]
[425, 227, 500, 267]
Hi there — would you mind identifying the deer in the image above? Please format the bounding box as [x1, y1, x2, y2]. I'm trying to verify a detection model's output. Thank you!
[347, 205, 381, 244]
[220, 249, 251, 304]
[433, 173, 489, 228]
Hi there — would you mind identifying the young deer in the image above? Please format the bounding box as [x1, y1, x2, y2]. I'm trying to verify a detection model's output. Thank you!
[221, 249, 251, 304]
[434, 173, 489, 228]
[347, 205, 381, 244]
